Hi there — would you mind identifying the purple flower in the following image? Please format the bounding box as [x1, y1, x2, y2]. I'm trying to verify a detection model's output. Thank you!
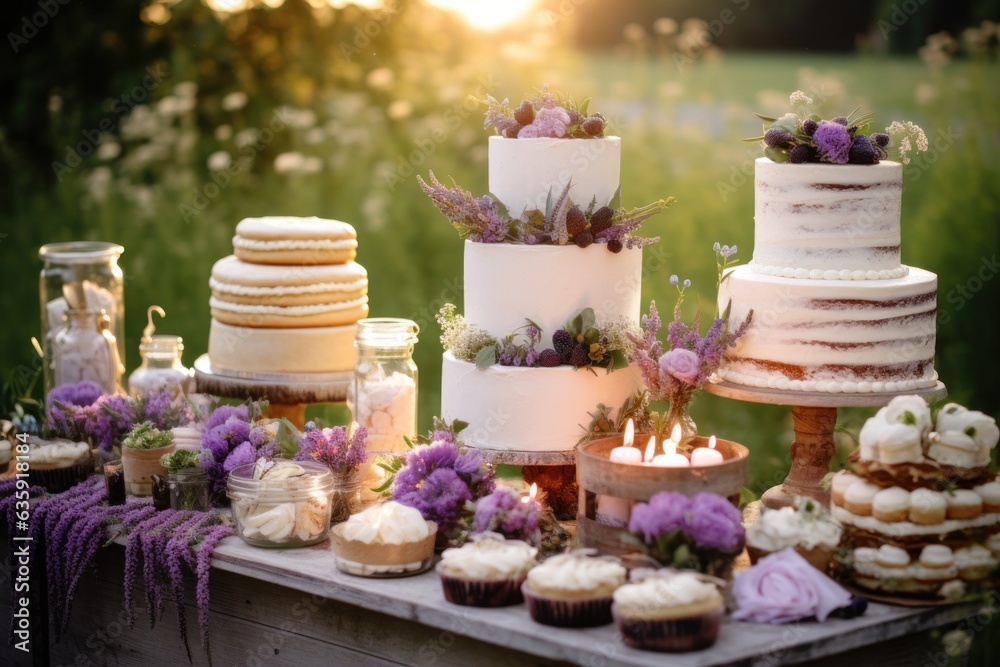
[683, 493, 745, 552]
[475, 196, 509, 243]
[223, 442, 258, 472]
[454, 449, 484, 476]
[628, 492, 690, 542]
[294, 426, 368, 475]
[139, 390, 194, 430]
[659, 348, 701, 386]
[46, 381, 105, 412]
[472, 488, 539, 543]
[813, 121, 852, 164]
[204, 404, 249, 431]
[518, 106, 571, 138]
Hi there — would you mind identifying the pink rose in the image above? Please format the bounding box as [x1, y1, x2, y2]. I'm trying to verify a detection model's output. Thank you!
[658, 348, 701, 386]
[518, 106, 570, 139]
[732, 549, 852, 624]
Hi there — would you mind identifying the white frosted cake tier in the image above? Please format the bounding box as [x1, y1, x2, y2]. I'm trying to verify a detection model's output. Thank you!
[717, 266, 937, 393]
[463, 241, 642, 348]
[441, 351, 641, 452]
[752, 158, 903, 276]
[208, 319, 358, 374]
[488, 136, 621, 216]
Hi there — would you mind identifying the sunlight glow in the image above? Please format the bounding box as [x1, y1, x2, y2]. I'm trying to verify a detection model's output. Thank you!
[427, 0, 537, 31]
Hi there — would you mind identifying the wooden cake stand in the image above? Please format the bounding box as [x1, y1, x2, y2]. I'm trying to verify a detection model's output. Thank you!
[193, 354, 352, 429]
[703, 380, 947, 509]
[473, 448, 579, 521]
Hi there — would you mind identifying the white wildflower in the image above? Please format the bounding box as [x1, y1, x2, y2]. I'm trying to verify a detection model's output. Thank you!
[387, 99, 413, 120]
[207, 150, 231, 172]
[273, 152, 305, 174]
[886, 121, 928, 164]
[174, 82, 198, 99]
[789, 90, 813, 107]
[97, 141, 121, 161]
[234, 127, 259, 148]
[214, 124, 233, 141]
[222, 91, 248, 112]
[366, 67, 394, 90]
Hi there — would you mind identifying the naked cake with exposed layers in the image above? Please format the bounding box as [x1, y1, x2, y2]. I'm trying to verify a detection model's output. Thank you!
[207, 216, 368, 375]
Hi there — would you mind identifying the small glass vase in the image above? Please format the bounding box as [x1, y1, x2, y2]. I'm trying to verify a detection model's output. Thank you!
[330, 470, 364, 524]
[663, 401, 698, 446]
[169, 468, 211, 512]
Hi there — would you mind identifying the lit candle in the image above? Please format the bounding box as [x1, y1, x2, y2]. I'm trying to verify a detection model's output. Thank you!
[651, 436, 691, 468]
[609, 419, 641, 464]
[643, 435, 657, 463]
[521, 483, 539, 505]
[690, 435, 725, 466]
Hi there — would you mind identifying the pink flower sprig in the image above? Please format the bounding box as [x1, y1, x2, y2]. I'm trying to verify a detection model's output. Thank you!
[294, 424, 368, 477]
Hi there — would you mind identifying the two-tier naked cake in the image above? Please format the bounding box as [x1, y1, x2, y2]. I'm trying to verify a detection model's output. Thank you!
[207, 216, 368, 375]
[718, 158, 938, 393]
[424, 90, 670, 452]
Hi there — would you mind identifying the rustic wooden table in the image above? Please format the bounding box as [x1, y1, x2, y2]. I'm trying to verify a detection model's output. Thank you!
[2, 532, 987, 667]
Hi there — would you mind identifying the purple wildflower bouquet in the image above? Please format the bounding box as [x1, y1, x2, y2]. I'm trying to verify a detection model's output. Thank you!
[470, 487, 540, 545]
[294, 423, 369, 521]
[199, 402, 279, 499]
[483, 85, 607, 139]
[45, 381, 194, 452]
[629, 244, 752, 442]
[624, 491, 745, 577]
[748, 90, 929, 165]
[389, 420, 495, 539]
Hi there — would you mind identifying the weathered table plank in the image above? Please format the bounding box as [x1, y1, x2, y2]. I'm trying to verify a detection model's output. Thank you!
[0, 531, 985, 667]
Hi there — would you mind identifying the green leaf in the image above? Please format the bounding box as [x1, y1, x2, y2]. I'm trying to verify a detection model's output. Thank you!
[585, 195, 597, 217]
[673, 543, 691, 568]
[370, 478, 394, 494]
[452, 419, 469, 434]
[764, 146, 789, 163]
[579, 307, 596, 332]
[902, 410, 917, 426]
[578, 97, 591, 117]
[475, 346, 497, 369]
[770, 116, 799, 134]
[609, 185, 622, 211]
[567, 313, 584, 339]
[809, 113, 821, 121]
[584, 327, 600, 345]
[741, 136, 765, 143]
[753, 112, 778, 123]
[610, 348, 629, 370]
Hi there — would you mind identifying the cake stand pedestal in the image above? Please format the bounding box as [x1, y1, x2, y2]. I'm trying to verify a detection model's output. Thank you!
[703, 380, 947, 509]
[193, 354, 351, 429]
[472, 448, 578, 520]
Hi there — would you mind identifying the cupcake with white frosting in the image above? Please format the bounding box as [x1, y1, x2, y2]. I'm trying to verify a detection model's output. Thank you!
[436, 533, 537, 607]
[745, 499, 842, 571]
[521, 551, 626, 627]
[26, 437, 93, 492]
[331, 501, 436, 577]
[612, 571, 724, 652]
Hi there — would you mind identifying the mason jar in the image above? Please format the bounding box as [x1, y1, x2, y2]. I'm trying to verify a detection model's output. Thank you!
[128, 335, 192, 398]
[347, 318, 419, 456]
[39, 242, 125, 394]
[53, 308, 120, 394]
[169, 467, 211, 512]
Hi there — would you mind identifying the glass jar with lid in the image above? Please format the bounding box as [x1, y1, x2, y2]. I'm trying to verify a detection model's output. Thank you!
[53, 308, 120, 394]
[347, 318, 419, 456]
[39, 242, 125, 394]
[128, 306, 192, 398]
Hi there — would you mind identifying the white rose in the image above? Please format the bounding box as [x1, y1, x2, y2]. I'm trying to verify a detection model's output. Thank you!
[884, 395, 932, 435]
[957, 411, 998, 450]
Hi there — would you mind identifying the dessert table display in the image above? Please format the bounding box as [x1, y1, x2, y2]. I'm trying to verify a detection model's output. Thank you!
[6, 86, 998, 667]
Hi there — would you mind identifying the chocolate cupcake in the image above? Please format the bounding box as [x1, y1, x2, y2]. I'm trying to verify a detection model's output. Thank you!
[612, 572, 724, 652]
[436, 533, 536, 607]
[521, 551, 626, 628]
[26, 438, 94, 493]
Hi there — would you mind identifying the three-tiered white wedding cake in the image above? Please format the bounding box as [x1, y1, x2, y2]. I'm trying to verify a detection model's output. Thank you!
[440, 137, 643, 452]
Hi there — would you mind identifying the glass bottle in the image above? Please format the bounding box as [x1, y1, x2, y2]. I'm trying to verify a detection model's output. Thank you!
[347, 318, 419, 456]
[53, 308, 119, 394]
[128, 307, 192, 398]
[39, 242, 125, 394]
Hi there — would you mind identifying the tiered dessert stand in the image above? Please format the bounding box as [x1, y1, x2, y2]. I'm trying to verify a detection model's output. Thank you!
[704, 380, 947, 508]
[193, 354, 351, 429]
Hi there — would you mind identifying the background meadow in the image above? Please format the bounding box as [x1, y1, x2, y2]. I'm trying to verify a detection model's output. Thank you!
[2, 0, 999, 657]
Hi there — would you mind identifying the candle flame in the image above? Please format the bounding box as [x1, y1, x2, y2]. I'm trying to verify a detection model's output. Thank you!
[664, 438, 676, 457]
[643, 436, 657, 463]
[708, 435, 717, 451]
[670, 423, 682, 444]
[522, 483, 538, 504]
[623, 419, 635, 448]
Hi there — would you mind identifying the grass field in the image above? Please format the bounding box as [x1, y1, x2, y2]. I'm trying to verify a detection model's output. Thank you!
[4, 51, 999, 497]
